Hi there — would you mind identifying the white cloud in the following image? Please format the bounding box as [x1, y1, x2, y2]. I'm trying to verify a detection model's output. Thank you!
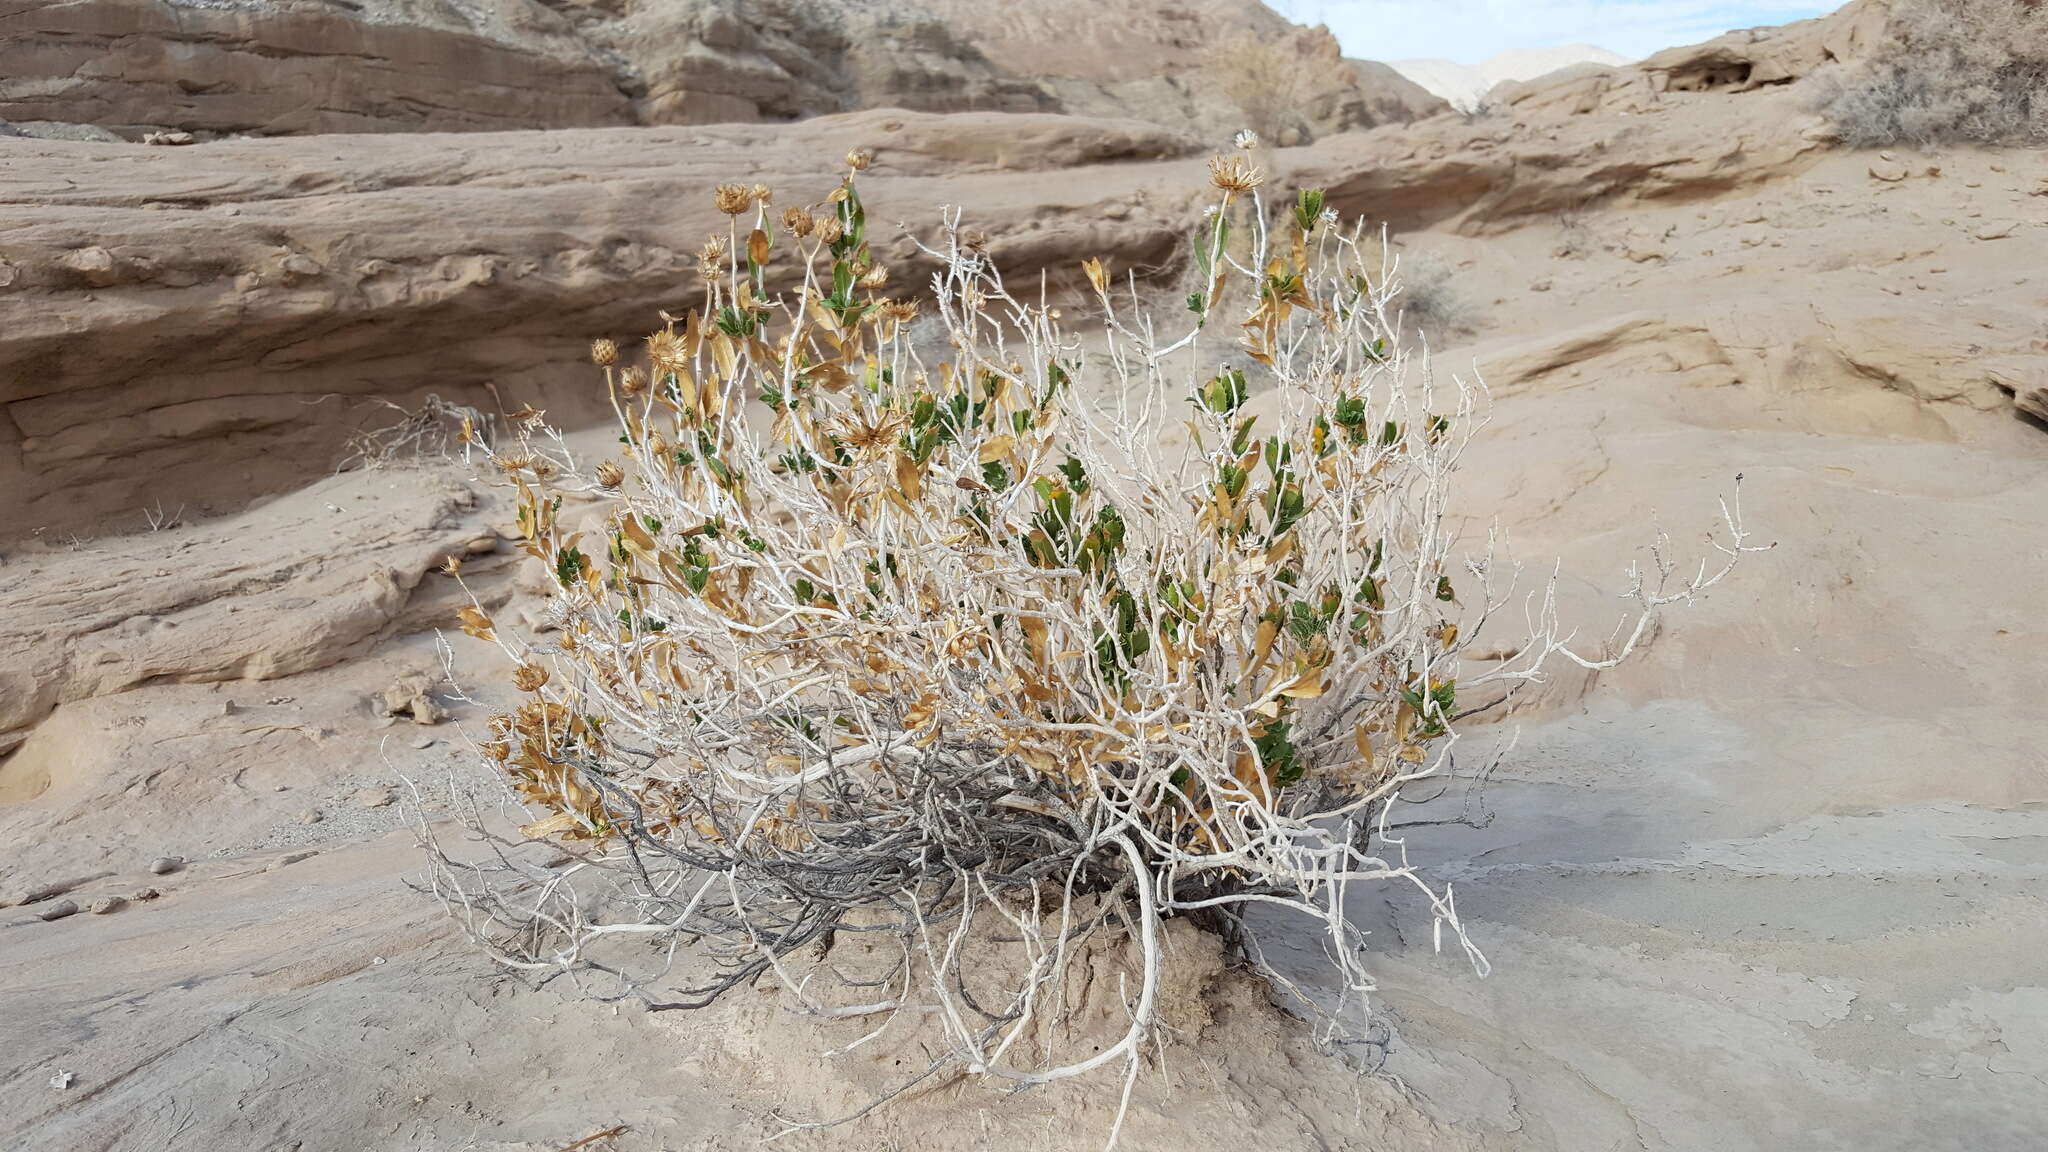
[1268, 0, 1833, 65]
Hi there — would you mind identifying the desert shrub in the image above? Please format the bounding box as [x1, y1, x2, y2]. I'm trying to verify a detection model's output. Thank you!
[421, 150, 1759, 1133]
[1388, 248, 1468, 343]
[1818, 0, 2048, 145]
[1206, 32, 1345, 145]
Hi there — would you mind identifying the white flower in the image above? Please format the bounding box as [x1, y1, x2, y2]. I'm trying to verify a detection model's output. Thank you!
[1233, 129, 1260, 151]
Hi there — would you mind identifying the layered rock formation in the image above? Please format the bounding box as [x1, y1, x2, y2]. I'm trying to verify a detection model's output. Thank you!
[0, 110, 1200, 534]
[0, 0, 1444, 139]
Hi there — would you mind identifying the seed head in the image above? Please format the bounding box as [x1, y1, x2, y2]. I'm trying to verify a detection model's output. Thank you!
[713, 184, 752, 216]
[782, 207, 817, 237]
[1208, 154, 1264, 194]
[590, 338, 618, 367]
[1233, 128, 1260, 151]
[836, 409, 907, 456]
[817, 218, 845, 246]
[511, 662, 550, 692]
[618, 364, 648, 397]
[878, 298, 919, 324]
[856, 263, 890, 289]
[648, 429, 670, 456]
[646, 330, 688, 375]
[845, 149, 873, 172]
[751, 183, 772, 204]
[594, 460, 625, 490]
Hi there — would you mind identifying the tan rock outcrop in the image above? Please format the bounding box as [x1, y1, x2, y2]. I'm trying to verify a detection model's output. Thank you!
[0, 0, 1445, 140]
[0, 0, 633, 135]
[0, 110, 1201, 535]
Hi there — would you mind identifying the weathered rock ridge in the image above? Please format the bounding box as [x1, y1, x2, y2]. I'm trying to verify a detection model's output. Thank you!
[0, 0, 1445, 139]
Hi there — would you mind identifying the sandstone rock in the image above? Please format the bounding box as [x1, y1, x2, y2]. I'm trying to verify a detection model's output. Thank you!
[91, 896, 126, 915]
[0, 0, 1442, 143]
[0, 110, 1193, 536]
[355, 788, 397, 809]
[148, 857, 184, 876]
[408, 695, 449, 726]
[0, 470, 496, 748]
[1869, 157, 1908, 182]
[295, 809, 323, 826]
[37, 900, 79, 922]
[1641, 0, 1888, 93]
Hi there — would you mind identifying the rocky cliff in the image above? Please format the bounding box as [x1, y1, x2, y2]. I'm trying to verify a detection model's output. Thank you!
[0, 0, 1445, 139]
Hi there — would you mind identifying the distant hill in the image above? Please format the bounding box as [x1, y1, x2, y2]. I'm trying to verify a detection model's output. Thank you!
[1393, 44, 1630, 110]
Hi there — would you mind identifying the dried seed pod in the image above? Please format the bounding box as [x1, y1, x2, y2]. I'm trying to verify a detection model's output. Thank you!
[590, 338, 618, 367]
[751, 183, 772, 204]
[782, 207, 817, 237]
[618, 365, 648, 397]
[713, 183, 752, 215]
[856, 264, 890, 289]
[1208, 154, 1264, 193]
[817, 218, 844, 246]
[594, 461, 625, 490]
[511, 662, 550, 692]
[845, 149, 873, 171]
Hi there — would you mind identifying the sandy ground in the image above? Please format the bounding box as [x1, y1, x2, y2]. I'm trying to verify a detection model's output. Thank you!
[1, 142, 2044, 1150]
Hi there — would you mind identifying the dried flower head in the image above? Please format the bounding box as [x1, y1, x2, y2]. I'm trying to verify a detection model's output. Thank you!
[856, 263, 890, 290]
[961, 229, 989, 254]
[590, 338, 618, 367]
[594, 460, 625, 490]
[618, 364, 648, 397]
[646, 330, 688, 375]
[751, 183, 772, 204]
[511, 662, 550, 692]
[1208, 154, 1264, 193]
[1233, 128, 1260, 150]
[817, 218, 845, 246]
[697, 236, 730, 283]
[845, 148, 873, 172]
[877, 298, 919, 324]
[835, 408, 907, 456]
[713, 184, 753, 216]
[782, 207, 817, 237]
[493, 453, 533, 473]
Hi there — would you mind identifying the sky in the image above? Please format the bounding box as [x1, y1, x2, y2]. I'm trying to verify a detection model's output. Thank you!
[1266, 0, 1833, 65]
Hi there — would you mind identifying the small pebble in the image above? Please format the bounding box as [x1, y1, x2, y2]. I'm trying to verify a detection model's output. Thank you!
[37, 900, 79, 922]
[131, 888, 161, 901]
[91, 896, 125, 915]
[295, 809, 323, 825]
[149, 856, 184, 876]
[49, 1070, 73, 1090]
[221, 699, 238, 716]
[355, 788, 396, 809]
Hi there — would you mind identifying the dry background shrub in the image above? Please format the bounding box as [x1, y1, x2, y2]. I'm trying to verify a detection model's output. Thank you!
[1205, 32, 1349, 145]
[1818, 0, 2048, 145]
